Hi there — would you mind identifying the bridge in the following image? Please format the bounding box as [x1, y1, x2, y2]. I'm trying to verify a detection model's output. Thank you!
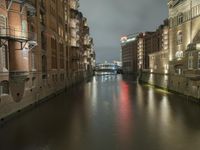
[95, 63, 122, 75]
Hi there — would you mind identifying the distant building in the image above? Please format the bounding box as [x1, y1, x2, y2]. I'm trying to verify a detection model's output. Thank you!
[138, 27, 167, 70]
[113, 60, 122, 67]
[121, 35, 138, 74]
[149, 20, 169, 74]
[137, 33, 145, 70]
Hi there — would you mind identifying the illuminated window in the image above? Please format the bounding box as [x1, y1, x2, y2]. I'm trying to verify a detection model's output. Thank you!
[177, 31, 183, 45]
[178, 13, 184, 24]
[0, 81, 9, 95]
[198, 52, 200, 69]
[188, 52, 193, 69]
[0, 45, 8, 72]
[31, 52, 36, 70]
[175, 50, 183, 60]
[0, 15, 6, 27]
[22, 20, 27, 35]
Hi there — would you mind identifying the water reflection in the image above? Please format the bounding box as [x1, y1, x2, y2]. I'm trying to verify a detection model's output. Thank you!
[117, 80, 134, 149]
[0, 75, 200, 150]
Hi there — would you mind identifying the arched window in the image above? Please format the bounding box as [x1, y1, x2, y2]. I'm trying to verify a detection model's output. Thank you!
[175, 50, 184, 60]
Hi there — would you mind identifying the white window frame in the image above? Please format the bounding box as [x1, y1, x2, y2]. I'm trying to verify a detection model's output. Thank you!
[0, 45, 8, 72]
[177, 31, 183, 45]
[198, 52, 200, 69]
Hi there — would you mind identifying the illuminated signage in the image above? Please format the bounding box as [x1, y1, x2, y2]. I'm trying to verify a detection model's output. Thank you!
[120, 36, 136, 44]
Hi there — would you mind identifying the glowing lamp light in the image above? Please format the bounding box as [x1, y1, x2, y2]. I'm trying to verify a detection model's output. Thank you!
[196, 43, 200, 50]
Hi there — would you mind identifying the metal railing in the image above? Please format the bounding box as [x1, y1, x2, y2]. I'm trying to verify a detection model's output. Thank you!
[0, 27, 37, 41]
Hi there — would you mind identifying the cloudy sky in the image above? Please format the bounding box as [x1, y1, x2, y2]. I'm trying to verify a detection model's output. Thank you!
[79, 0, 168, 63]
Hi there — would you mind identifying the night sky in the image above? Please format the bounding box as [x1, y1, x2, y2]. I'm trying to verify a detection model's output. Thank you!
[79, 0, 168, 63]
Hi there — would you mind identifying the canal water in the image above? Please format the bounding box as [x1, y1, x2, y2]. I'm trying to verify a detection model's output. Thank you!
[0, 75, 200, 150]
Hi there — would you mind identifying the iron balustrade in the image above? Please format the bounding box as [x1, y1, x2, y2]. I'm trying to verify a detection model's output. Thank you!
[0, 27, 37, 41]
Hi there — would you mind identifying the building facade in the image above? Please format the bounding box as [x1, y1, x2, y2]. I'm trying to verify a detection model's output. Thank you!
[149, 20, 169, 74]
[121, 35, 138, 74]
[167, 0, 200, 98]
[0, 0, 95, 120]
[140, 0, 200, 100]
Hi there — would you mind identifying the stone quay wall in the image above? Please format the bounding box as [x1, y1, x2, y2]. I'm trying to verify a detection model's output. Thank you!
[140, 71, 200, 100]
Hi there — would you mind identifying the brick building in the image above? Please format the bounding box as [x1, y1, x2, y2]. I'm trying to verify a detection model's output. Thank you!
[121, 35, 138, 74]
[0, 0, 95, 119]
[149, 20, 169, 74]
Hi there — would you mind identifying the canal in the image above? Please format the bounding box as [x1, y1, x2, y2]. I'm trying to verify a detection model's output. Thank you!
[0, 75, 200, 150]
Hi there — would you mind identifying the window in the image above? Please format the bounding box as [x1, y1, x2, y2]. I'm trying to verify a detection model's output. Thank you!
[22, 20, 27, 37]
[0, 15, 6, 36]
[188, 52, 193, 69]
[32, 77, 36, 88]
[60, 74, 64, 81]
[59, 43, 64, 69]
[0, 45, 8, 72]
[177, 31, 183, 45]
[178, 13, 184, 24]
[41, 31, 46, 50]
[42, 55, 47, 74]
[31, 52, 36, 71]
[0, 15, 6, 27]
[0, 81, 9, 95]
[51, 37, 57, 69]
[198, 52, 200, 69]
[40, 11, 45, 25]
[175, 50, 183, 60]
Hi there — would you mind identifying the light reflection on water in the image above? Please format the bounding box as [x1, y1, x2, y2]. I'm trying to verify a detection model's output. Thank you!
[117, 80, 134, 149]
[0, 75, 200, 150]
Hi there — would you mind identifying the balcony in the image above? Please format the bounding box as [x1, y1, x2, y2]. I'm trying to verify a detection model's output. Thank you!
[70, 0, 79, 11]
[83, 52, 88, 57]
[70, 38, 79, 47]
[0, 27, 37, 42]
[83, 35, 90, 46]
[71, 29, 77, 38]
[84, 39, 90, 46]
[84, 22, 88, 27]
[70, 19, 77, 28]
